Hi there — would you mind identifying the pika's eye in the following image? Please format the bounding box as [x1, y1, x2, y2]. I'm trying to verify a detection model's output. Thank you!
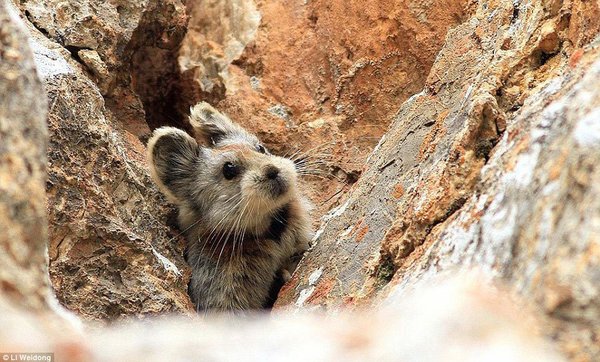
[256, 144, 267, 154]
[222, 162, 240, 180]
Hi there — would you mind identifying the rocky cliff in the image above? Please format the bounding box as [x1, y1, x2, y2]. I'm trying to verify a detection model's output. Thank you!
[1, 0, 599, 360]
[279, 1, 600, 359]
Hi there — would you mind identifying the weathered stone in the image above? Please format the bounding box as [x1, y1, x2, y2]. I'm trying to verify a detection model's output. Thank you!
[1, 2, 564, 358]
[0, 276, 565, 362]
[44, 69, 194, 320]
[85, 277, 563, 361]
[17, 0, 189, 134]
[42, 54, 193, 320]
[0, 0, 83, 335]
[77, 49, 112, 94]
[280, 1, 600, 360]
[179, 0, 472, 217]
[2, 0, 600, 360]
[4, 0, 193, 321]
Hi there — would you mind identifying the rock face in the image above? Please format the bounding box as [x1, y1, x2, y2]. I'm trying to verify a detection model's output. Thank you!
[18, 0, 188, 135]
[279, 1, 600, 360]
[0, 274, 564, 361]
[44, 66, 193, 320]
[6, 0, 193, 320]
[84, 277, 563, 362]
[179, 0, 472, 216]
[7, 0, 474, 322]
[1, 0, 600, 360]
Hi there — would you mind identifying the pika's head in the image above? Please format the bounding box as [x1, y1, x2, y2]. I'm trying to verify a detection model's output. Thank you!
[147, 102, 298, 233]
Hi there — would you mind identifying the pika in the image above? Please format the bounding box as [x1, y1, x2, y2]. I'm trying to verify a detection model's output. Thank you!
[147, 102, 311, 312]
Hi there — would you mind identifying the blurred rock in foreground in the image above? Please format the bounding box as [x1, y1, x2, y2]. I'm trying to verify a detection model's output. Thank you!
[0, 275, 564, 362]
[0, 0, 61, 324]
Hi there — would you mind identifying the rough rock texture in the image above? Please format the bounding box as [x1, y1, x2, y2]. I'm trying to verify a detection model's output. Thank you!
[17, 0, 188, 135]
[5, 0, 193, 320]
[0, 0, 83, 335]
[179, 0, 472, 216]
[85, 277, 563, 361]
[9, 0, 475, 322]
[279, 1, 600, 360]
[8, 0, 195, 321]
[0, 16, 566, 360]
[44, 66, 193, 320]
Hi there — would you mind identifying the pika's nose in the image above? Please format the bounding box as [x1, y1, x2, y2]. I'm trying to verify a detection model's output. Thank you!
[265, 165, 280, 179]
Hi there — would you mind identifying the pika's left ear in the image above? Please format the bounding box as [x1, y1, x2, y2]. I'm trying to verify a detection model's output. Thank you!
[147, 127, 203, 204]
[189, 102, 255, 146]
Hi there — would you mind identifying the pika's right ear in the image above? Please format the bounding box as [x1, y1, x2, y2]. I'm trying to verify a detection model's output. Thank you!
[147, 127, 201, 203]
[189, 102, 253, 146]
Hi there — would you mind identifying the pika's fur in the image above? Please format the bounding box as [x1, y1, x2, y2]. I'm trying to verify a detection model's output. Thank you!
[147, 103, 311, 312]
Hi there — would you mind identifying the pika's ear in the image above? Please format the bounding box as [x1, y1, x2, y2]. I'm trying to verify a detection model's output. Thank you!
[147, 127, 202, 204]
[189, 102, 254, 146]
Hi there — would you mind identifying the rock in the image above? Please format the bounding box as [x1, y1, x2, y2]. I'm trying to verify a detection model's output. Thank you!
[538, 21, 560, 54]
[4, 0, 193, 321]
[0, 274, 564, 362]
[178, 0, 260, 98]
[85, 277, 563, 362]
[0, 0, 50, 314]
[179, 0, 472, 216]
[44, 65, 193, 320]
[2, 0, 600, 359]
[280, 1, 600, 360]
[17, 0, 189, 134]
[9, 0, 474, 322]
[0, 4, 565, 359]
[77, 49, 111, 94]
[0, 0, 82, 334]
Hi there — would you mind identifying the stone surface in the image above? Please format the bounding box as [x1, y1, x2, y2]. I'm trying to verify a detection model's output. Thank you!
[5, 0, 193, 321]
[17, 0, 189, 135]
[44, 68, 193, 320]
[279, 1, 600, 360]
[85, 277, 563, 362]
[8, 0, 475, 323]
[42, 49, 193, 320]
[0, 0, 82, 334]
[179, 0, 472, 217]
[0, 275, 564, 362]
